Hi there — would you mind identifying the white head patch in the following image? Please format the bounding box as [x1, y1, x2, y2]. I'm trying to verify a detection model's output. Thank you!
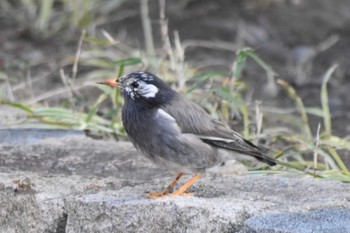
[136, 71, 154, 81]
[123, 80, 159, 99]
[136, 81, 159, 98]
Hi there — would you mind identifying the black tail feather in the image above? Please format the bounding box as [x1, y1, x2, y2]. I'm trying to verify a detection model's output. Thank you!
[252, 153, 277, 166]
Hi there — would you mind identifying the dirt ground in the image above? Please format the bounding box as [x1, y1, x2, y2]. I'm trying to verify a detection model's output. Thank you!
[1, 0, 350, 136]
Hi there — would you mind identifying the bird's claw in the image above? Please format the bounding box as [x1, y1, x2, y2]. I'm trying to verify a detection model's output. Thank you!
[146, 191, 193, 198]
[146, 191, 168, 199]
[170, 192, 193, 197]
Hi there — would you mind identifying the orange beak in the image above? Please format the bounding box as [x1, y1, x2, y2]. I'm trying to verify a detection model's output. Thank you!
[96, 78, 118, 87]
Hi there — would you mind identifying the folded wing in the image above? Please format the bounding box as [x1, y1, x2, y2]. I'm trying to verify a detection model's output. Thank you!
[163, 96, 277, 166]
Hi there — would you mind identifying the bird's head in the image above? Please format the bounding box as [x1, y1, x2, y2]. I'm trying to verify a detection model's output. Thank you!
[97, 71, 177, 107]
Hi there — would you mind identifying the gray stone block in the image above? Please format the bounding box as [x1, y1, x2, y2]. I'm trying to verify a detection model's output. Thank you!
[0, 133, 349, 232]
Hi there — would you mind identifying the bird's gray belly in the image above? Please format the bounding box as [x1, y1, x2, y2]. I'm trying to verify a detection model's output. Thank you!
[129, 132, 222, 173]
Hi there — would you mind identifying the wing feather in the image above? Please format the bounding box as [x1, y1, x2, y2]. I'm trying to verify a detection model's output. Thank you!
[163, 96, 277, 166]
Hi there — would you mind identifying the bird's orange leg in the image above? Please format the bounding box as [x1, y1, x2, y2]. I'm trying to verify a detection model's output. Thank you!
[147, 172, 184, 198]
[171, 174, 201, 196]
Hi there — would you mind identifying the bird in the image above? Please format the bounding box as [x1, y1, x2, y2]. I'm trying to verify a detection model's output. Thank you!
[97, 71, 277, 198]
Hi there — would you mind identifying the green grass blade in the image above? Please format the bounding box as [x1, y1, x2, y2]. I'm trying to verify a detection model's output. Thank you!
[0, 101, 33, 114]
[306, 107, 324, 117]
[328, 148, 350, 176]
[239, 105, 250, 138]
[232, 49, 247, 80]
[321, 64, 338, 135]
[86, 93, 109, 123]
[117, 64, 125, 77]
[115, 64, 125, 106]
[277, 161, 324, 178]
[320, 135, 350, 150]
[233, 48, 277, 91]
[278, 79, 312, 138]
[38, 0, 54, 31]
[245, 49, 277, 77]
[187, 71, 226, 93]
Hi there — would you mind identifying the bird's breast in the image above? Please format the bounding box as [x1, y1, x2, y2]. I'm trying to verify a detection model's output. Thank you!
[122, 105, 177, 152]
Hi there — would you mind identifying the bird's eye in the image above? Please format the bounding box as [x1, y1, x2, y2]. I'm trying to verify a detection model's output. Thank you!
[131, 81, 139, 88]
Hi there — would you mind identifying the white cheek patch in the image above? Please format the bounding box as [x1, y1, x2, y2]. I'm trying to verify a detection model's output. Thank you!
[138, 83, 159, 98]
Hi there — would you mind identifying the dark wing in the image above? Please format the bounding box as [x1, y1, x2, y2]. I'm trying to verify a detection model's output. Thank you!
[163, 96, 277, 166]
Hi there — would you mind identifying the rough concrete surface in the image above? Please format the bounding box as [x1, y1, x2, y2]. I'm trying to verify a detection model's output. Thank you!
[0, 130, 350, 233]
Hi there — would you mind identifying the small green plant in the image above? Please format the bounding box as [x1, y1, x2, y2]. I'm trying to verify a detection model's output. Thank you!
[269, 65, 350, 182]
[230, 48, 278, 138]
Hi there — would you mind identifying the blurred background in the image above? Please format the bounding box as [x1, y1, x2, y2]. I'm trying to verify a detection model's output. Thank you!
[0, 0, 349, 179]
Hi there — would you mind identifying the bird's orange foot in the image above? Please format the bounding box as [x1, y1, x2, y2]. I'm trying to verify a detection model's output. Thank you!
[146, 190, 169, 199]
[146, 172, 184, 199]
[147, 190, 194, 198]
[146, 174, 201, 198]
[171, 174, 201, 196]
[170, 192, 194, 197]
